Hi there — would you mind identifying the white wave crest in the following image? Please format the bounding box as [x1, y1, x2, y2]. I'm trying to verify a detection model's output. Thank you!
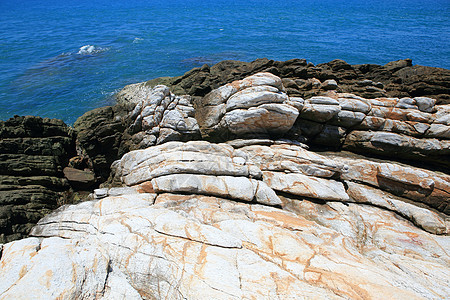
[77, 45, 107, 55]
[133, 37, 144, 43]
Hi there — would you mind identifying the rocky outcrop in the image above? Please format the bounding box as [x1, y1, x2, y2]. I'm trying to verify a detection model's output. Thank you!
[146, 58, 450, 104]
[72, 58, 450, 183]
[73, 104, 133, 182]
[290, 93, 450, 169]
[195, 72, 449, 170]
[74, 84, 200, 182]
[1, 58, 449, 299]
[0, 116, 75, 243]
[109, 141, 281, 206]
[0, 138, 448, 299]
[116, 83, 200, 147]
[196, 72, 300, 140]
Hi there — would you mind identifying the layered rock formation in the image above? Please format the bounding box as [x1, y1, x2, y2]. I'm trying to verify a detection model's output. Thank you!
[146, 58, 450, 104]
[0, 116, 75, 243]
[1, 67, 449, 299]
[72, 58, 450, 181]
[74, 83, 200, 182]
[290, 93, 449, 169]
[195, 72, 300, 140]
[0, 138, 448, 299]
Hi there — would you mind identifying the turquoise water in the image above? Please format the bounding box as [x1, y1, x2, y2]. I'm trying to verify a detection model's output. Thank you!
[1, 0, 449, 124]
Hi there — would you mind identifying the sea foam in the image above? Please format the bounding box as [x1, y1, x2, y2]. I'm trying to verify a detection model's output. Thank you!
[77, 45, 107, 55]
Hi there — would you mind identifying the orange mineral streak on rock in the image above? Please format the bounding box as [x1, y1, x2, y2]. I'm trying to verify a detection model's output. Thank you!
[251, 209, 315, 231]
[137, 181, 154, 193]
[18, 266, 27, 279]
[37, 269, 53, 289]
[270, 272, 297, 296]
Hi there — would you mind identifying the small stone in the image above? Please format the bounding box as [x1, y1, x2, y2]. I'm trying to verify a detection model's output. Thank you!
[321, 79, 338, 90]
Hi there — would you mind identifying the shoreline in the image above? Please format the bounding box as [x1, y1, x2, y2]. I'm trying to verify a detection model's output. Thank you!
[0, 57, 449, 298]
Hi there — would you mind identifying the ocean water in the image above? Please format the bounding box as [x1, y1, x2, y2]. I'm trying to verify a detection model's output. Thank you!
[0, 0, 449, 124]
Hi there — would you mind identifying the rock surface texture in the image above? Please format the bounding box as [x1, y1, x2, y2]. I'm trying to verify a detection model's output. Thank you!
[291, 93, 450, 169]
[1, 59, 449, 299]
[0, 139, 448, 299]
[0, 116, 75, 243]
[195, 72, 300, 140]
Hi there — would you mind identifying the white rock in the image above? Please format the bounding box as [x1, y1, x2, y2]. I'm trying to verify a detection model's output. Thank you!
[151, 174, 258, 201]
[263, 171, 349, 201]
[2, 195, 448, 299]
[223, 103, 299, 135]
[415, 97, 436, 113]
[226, 90, 288, 111]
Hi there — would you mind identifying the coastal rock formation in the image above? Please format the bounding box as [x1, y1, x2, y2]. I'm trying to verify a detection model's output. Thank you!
[196, 72, 299, 140]
[291, 93, 450, 169]
[194, 72, 450, 170]
[1, 58, 449, 299]
[0, 139, 448, 299]
[73, 104, 133, 182]
[146, 58, 450, 104]
[0, 116, 75, 243]
[73, 58, 450, 182]
[74, 84, 200, 182]
[116, 83, 200, 147]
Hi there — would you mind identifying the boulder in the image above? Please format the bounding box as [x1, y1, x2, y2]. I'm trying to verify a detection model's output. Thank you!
[196, 73, 300, 140]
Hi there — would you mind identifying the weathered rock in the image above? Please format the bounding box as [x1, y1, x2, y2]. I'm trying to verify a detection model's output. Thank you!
[111, 140, 448, 234]
[74, 105, 131, 182]
[0, 191, 448, 299]
[139, 58, 450, 107]
[0, 116, 75, 243]
[74, 85, 201, 183]
[263, 171, 349, 201]
[343, 130, 449, 168]
[71, 58, 450, 185]
[328, 153, 450, 214]
[281, 90, 450, 168]
[196, 73, 300, 140]
[1, 58, 449, 299]
[346, 181, 448, 234]
[63, 167, 96, 189]
[321, 79, 338, 90]
[110, 141, 280, 206]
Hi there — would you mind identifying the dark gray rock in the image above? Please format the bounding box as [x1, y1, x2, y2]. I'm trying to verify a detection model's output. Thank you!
[0, 116, 75, 243]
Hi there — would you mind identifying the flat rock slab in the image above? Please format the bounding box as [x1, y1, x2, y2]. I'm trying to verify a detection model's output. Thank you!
[1, 195, 448, 299]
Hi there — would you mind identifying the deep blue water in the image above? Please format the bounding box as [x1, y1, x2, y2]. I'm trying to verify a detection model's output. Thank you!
[1, 0, 449, 124]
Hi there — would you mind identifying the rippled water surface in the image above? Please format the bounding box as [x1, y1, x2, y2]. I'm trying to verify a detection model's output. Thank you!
[0, 0, 449, 124]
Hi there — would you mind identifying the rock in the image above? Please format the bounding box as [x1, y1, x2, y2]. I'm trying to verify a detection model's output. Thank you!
[343, 131, 449, 169]
[2, 57, 449, 298]
[329, 153, 450, 214]
[74, 105, 131, 182]
[74, 85, 201, 183]
[196, 73, 300, 140]
[263, 171, 349, 201]
[63, 167, 95, 189]
[71, 58, 450, 186]
[384, 58, 413, 72]
[415, 97, 436, 113]
[346, 182, 448, 234]
[110, 141, 280, 206]
[0, 116, 75, 243]
[300, 101, 341, 123]
[222, 103, 299, 135]
[0, 191, 448, 299]
[321, 79, 338, 90]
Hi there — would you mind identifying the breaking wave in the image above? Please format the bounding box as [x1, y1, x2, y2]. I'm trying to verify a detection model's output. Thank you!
[77, 45, 108, 55]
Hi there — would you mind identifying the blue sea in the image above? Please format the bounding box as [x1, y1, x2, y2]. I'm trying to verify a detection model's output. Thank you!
[1, 0, 449, 124]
